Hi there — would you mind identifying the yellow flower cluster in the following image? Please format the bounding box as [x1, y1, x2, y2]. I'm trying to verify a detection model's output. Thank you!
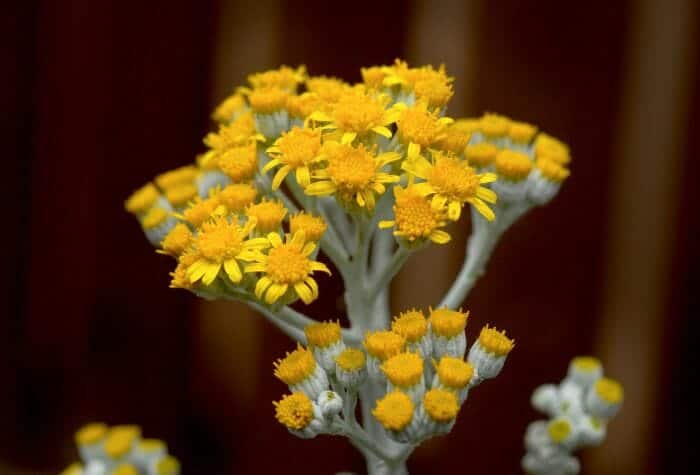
[126, 61, 571, 305]
[61, 423, 180, 475]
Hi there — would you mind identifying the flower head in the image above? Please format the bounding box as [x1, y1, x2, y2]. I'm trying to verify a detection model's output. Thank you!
[245, 231, 330, 305]
[395, 101, 450, 154]
[391, 309, 428, 343]
[274, 392, 314, 430]
[465, 142, 499, 168]
[305, 142, 400, 210]
[125, 182, 160, 215]
[373, 391, 414, 431]
[155, 165, 198, 191]
[264, 127, 322, 189]
[217, 183, 258, 213]
[429, 308, 468, 338]
[247, 86, 290, 114]
[423, 388, 460, 423]
[217, 142, 259, 182]
[364, 330, 406, 362]
[248, 65, 306, 91]
[381, 352, 424, 388]
[477, 325, 515, 356]
[403, 150, 497, 221]
[289, 211, 327, 242]
[495, 150, 533, 182]
[246, 198, 288, 233]
[187, 216, 268, 285]
[379, 185, 451, 245]
[212, 91, 247, 123]
[159, 223, 193, 256]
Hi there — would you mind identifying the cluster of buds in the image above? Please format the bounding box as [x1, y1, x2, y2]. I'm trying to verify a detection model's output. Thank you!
[272, 309, 514, 445]
[522, 357, 624, 475]
[59, 424, 179, 475]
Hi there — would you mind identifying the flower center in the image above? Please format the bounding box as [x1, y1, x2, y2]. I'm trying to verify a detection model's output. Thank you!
[335, 348, 366, 372]
[246, 200, 287, 232]
[326, 146, 377, 190]
[423, 389, 459, 422]
[437, 356, 473, 389]
[381, 352, 424, 387]
[218, 183, 258, 212]
[397, 106, 443, 147]
[248, 87, 289, 113]
[274, 393, 314, 430]
[391, 309, 428, 342]
[276, 128, 321, 168]
[196, 220, 244, 261]
[332, 92, 386, 133]
[372, 391, 414, 431]
[305, 321, 342, 348]
[429, 308, 468, 338]
[274, 347, 317, 385]
[393, 190, 440, 238]
[478, 325, 515, 356]
[266, 245, 311, 284]
[428, 154, 480, 201]
[218, 143, 258, 182]
[364, 330, 406, 361]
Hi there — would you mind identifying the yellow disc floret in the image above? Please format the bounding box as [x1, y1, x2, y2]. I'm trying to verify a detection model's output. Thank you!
[274, 392, 314, 430]
[246, 231, 330, 304]
[155, 165, 198, 190]
[423, 388, 460, 422]
[479, 113, 511, 138]
[181, 196, 220, 227]
[465, 143, 499, 168]
[536, 157, 570, 183]
[436, 356, 474, 389]
[335, 348, 366, 372]
[218, 143, 258, 182]
[372, 391, 414, 431]
[141, 207, 170, 230]
[305, 321, 342, 348]
[594, 378, 624, 404]
[155, 456, 180, 475]
[435, 124, 470, 154]
[125, 183, 159, 215]
[391, 309, 428, 343]
[306, 76, 352, 104]
[217, 183, 258, 212]
[364, 330, 406, 361]
[164, 184, 197, 208]
[290, 212, 327, 242]
[75, 422, 107, 445]
[247, 86, 290, 114]
[361, 66, 387, 90]
[509, 121, 538, 144]
[572, 356, 602, 372]
[160, 223, 192, 256]
[212, 91, 247, 123]
[535, 132, 571, 165]
[429, 308, 468, 338]
[478, 325, 514, 356]
[495, 150, 533, 181]
[548, 418, 572, 443]
[104, 425, 140, 458]
[286, 92, 323, 120]
[245, 199, 288, 233]
[204, 113, 259, 153]
[381, 352, 424, 387]
[379, 185, 451, 244]
[273, 345, 317, 385]
[396, 102, 448, 149]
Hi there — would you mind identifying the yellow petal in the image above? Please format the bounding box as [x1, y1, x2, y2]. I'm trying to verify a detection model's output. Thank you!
[265, 283, 288, 304]
[470, 198, 495, 222]
[476, 186, 497, 204]
[202, 262, 221, 286]
[262, 158, 281, 174]
[271, 166, 291, 190]
[304, 277, 319, 299]
[294, 282, 314, 304]
[255, 276, 272, 299]
[296, 166, 311, 188]
[305, 181, 337, 196]
[378, 220, 395, 229]
[302, 242, 316, 256]
[224, 258, 242, 283]
[268, 232, 283, 248]
[407, 142, 421, 159]
[479, 172, 498, 184]
[310, 261, 331, 275]
[372, 126, 393, 138]
[341, 132, 357, 144]
[429, 230, 451, 244]
[447, 200, 462, 221]
[308, 111, 332, 122]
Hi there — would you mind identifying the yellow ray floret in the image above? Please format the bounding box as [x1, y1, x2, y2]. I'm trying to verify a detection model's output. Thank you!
[381, 352, 424, 387]
[273, 345, 317, 385]
[478, 325, 514, 356]
[305, 320, 342, 348]
[245, 198, 288, 233]
[289, 211, 327, 242]
[245, 231, 330, 305]
[372, 390, 414, 431]
[436, 356, 474, 389]
[429, 308, 468, 338]
[264, 127, 322, 189]
[307, 89, 399, 143]
[379, 185, 451, 244]
[423, 388, 460, 422]
[187, 216, 268, 286]
[402, 150, 497, 221]
[305, 142, 400, 210]
[364, 330, 406, 361]
[391, 308, 428, 343]
[274, 392, 314, 430]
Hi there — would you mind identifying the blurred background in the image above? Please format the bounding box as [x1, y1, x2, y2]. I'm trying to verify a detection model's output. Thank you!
[2, 0, 698, 473]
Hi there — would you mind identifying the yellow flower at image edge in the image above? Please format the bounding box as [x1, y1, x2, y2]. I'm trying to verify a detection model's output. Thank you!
[187, 217, 269, 285]
[402, 151, 497, 221]
[305, 142, 400, 210]
[245, 231, 331, 304]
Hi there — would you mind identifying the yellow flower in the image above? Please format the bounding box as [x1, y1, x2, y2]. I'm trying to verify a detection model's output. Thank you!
[383, 60, 454, 109]
[307, 89, 399, 144]
[508, 121, 538, 144]
[164, 183, 198, 208]
[289, 211, 327, 242]
[155, 165, 198, 191]
[536, 157, 570, 183]
[361, 66, 387, 90]
[217, 142, 258, 182]
[402, 150, 497, 221]
[465, 142, 499, 168]
[170, 251, 198, 289]
[247, 86, 290, 114]
[286, 92, 323, 120]
[203, 112, 259, 152]
[248, 65, 306, 91]
[305, 142, 400, 210]
[264, 127, 322, 189]
[534, 132, 571, 165]
[217, 183, 258, 212]
[379, 185, 451, 245]
[306, 76, 353, 104]
[434, 123, 471, 155]
[245, 231, 331, 305]
[479, 113, 511, 139]
[187, 216, 268, 285]
[179, 195, 221, 227]
[211, 91, 247, 123]
[246, 198, 288, 233]
[274, 392, 314, 430]
[372, 390, 414, 432]
[495, 150, 532, 181]
[125, 183, 159, 215]
[159, 223, 192, 256]
[395, 101, 452, 158]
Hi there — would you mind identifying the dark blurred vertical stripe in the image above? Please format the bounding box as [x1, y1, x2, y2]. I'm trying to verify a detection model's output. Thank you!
[2, 0, 216, 470]
[1, 0, 39, 463]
